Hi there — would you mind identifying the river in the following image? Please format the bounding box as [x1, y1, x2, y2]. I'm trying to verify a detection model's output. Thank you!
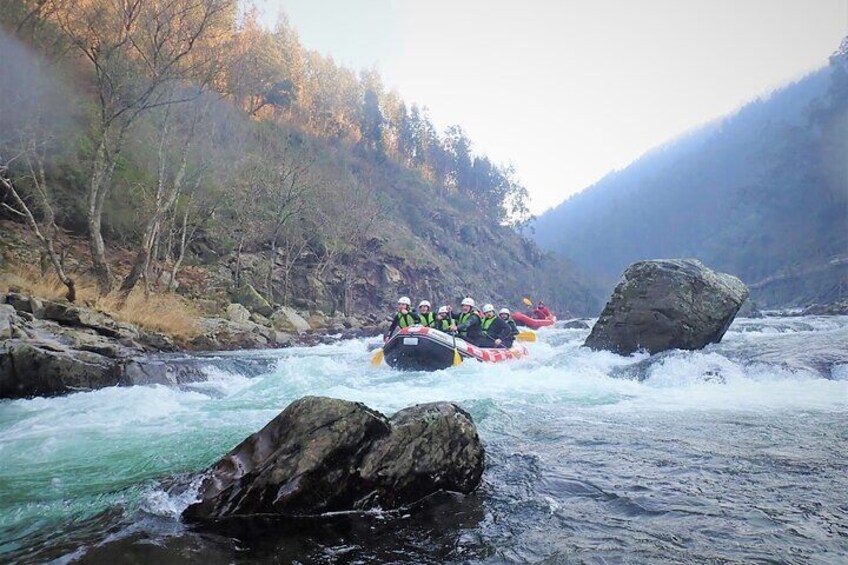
[1, 315, 846, 563]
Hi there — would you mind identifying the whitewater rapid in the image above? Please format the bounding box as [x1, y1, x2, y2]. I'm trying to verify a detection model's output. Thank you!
[0, 315, 846, 563]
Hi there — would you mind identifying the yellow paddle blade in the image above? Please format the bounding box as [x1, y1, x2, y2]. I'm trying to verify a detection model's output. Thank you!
[453, 347, 462, 366]
[516, 331, 537, 342]
[370, 348, 384, 366]
[522, 297, 533, 306]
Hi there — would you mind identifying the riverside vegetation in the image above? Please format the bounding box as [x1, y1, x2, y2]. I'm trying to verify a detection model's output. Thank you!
[0, 1, 599, 352]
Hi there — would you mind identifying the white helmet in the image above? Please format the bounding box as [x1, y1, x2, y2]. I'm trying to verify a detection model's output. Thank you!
[499, 308, 511, 315]
[461, 297, 475, 307]
[437, 306, 449, 314]
[482, 303, 495, 313]
[419, 300, 431, 308]
[397, 296, 411, 306]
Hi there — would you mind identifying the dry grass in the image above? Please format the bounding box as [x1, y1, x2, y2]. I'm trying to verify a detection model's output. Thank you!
[1, 265, 201, 339]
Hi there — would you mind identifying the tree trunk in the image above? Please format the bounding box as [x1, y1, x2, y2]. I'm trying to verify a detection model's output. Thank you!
[118, 108, 192, 300]
[234, 236, 244, 290]
[1, 174, 76, 302]
[88, 138, 115, 295]
[168, 207, 190, 291]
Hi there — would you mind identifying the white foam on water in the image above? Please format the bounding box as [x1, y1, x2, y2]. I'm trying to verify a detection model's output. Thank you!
[1, 315, 846, 550]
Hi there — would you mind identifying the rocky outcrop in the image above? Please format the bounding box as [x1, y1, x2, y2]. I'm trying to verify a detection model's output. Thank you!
[233, 284, 273, 317]
[270, 306, 311, 334]
[225, 303, 251, 324]
[584, 259, 748, 355]
[0, 291, 378, 398]
[0, 304, 15, 339]
[800, 299, 848, 316]
[0, 339, 119, 397]
[188, 317, 293, 351]
[182, 397, 484, 523]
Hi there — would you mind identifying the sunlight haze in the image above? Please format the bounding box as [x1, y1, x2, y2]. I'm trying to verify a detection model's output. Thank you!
[261, 0, 846, 213]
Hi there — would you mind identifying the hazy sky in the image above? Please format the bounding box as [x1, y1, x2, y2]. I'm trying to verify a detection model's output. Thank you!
[259, 0, 847, 213]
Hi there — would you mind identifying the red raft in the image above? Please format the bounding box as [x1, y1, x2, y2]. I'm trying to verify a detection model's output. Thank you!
[382, 326, 528, 371]
[513, 312, 557, 329]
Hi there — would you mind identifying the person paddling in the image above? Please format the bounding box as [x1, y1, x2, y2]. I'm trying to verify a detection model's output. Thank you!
[417, 300, 436, 328]
[480, 303, 513, 348]
[450, 297, 483, 345]
[435, 306, 454, 332]
[499, 308, 519, 341]
[532, 301, 552, 320]
[385, 296, 419, 342]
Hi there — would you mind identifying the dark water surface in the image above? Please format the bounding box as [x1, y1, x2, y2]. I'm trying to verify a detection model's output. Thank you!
[1, 316, 846, 563]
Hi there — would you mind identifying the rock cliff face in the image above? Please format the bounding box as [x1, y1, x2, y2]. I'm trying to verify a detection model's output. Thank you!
[182, 397, 484, 523]
[584, 259, 748, 355]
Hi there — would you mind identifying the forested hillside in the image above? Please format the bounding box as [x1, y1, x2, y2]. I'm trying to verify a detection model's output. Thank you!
[0, 1, 599, 320]
[534, 40, 848, 308]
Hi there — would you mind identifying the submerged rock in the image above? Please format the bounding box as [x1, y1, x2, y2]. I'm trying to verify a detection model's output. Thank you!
[584, 259, 748, 355]
[182, 397, 484, 523]
[561, 319, 591, 329]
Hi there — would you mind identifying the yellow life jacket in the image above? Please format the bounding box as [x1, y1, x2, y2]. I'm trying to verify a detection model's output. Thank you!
[396, 311, 415, 328]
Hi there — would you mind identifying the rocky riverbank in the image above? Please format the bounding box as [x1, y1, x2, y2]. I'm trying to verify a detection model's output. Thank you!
[0, 290, 384, 399]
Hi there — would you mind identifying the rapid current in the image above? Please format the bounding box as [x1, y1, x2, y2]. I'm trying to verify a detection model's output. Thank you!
[1, 315, 846, 563]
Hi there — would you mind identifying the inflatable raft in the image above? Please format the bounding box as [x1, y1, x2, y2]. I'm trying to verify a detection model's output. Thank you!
[513, 312, 556, 329]
[382, 326, 528, 371]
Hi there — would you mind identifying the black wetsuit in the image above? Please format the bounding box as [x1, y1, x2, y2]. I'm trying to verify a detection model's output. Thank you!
[455, 311, 483, 344]
[480, 315, 513, 348]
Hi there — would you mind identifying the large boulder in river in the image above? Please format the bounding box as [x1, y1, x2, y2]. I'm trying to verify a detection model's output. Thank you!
[357, 401, 484, 509]
[584, 259, 748, 355]
[182, 397, 484, 523]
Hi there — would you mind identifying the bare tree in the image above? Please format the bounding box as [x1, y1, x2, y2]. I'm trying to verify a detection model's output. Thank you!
[1, 152, 76, 301]
[47, 0, 234, 294]
[117, 96, 207, 300]
[312, 178, 381, 315]
[0, 29, 78, 300]
[259, 146, 319, 306]
[275, 220, 312, 307]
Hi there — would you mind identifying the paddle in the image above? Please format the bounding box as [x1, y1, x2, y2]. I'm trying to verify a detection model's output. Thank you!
[370, 347, 384, 366]
[452, 332, 462, 366]
[522, 297, 533, 307]
[516, 331, 536, 342]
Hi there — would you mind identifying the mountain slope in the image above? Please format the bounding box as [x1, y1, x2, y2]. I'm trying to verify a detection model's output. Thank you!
[534, 50, 847, 308]
[0, 8, 601, 318]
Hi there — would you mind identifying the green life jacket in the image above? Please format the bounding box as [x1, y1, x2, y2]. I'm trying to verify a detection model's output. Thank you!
[437, 316, 452, 332]
[396, 311, 415, 328]
[458, 311, 477, 336]
[481, 316, 495, 332]
[419, 311, 435, 328]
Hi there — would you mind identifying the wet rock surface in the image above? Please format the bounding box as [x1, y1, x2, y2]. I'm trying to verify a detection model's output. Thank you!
[585, 259, 749, 355]
[182, 397, 484, 523]
[0, 290, 382, 399]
